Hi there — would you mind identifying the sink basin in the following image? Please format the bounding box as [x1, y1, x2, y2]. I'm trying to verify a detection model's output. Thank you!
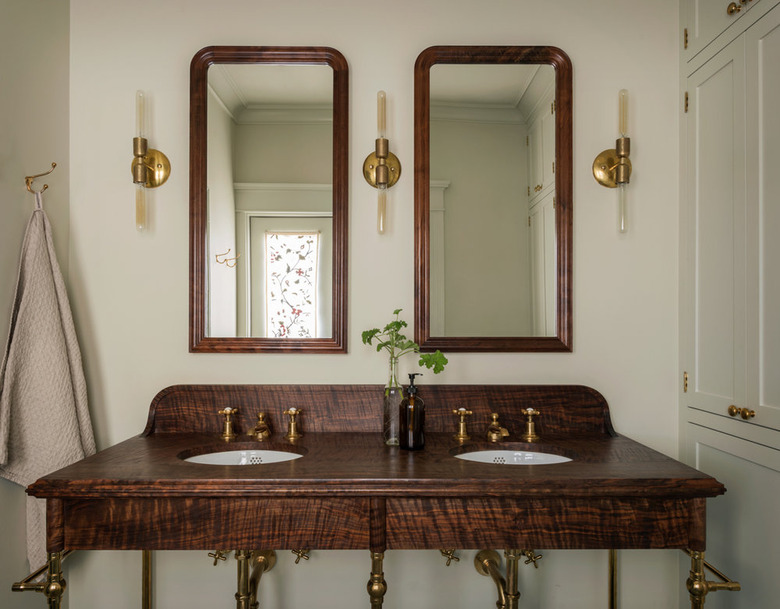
[455, 450, 571, 465]
[184, 449, 302, 466]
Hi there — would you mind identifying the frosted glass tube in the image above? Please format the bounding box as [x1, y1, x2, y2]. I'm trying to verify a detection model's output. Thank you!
[136, 185, 146, 231]
[618, 183, 627, 233]
[618, 89, 628, 137]
[136, 90, 145, 138]
[377, 187, 387, 234]
[377, 91, 386, 138]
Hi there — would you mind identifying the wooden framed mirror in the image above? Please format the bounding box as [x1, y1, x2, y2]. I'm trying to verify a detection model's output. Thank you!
[190, 46, 348, 353]
[414, 46, 572, 352]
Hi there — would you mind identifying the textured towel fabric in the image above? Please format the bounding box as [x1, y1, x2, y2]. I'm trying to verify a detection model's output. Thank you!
[0, 192, 95, 570]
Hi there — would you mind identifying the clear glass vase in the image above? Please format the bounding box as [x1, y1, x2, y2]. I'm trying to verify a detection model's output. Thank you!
[383, 356, 402, 445]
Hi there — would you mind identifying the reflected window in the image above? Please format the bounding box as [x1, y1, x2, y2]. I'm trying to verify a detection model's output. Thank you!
[265, 231, 320, 338]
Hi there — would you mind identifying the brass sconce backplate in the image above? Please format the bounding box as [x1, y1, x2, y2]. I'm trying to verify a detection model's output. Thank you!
[131, 148, 171, 189]
[363, 151, 401, 189]
[592, 148, 632, 189]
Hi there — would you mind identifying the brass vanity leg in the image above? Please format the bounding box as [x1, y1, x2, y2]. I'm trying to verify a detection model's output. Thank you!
[235, 550, 253, 609]
[367, 551, 387, 608]
[142, 550, 152, 609]
[686, 550, 741, 609]
[504, 550, 520, 609]
[609, 549, 617, 609]
[45, 551, 66, 609]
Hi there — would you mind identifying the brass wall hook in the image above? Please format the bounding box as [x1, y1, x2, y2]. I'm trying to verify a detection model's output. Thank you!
[25, 162, 56, 194]
[215, 249, 241, 268]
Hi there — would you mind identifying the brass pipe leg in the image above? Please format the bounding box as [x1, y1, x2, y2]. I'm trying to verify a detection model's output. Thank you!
[686, 550, 741, 608]
[235, 550, 253, 609]
[45, 552, 66, 609]
[367, 551, 387, 608]
[504, 550, 521, 609]
[609, 549, 617, 609]
[142, 550, 152, 609]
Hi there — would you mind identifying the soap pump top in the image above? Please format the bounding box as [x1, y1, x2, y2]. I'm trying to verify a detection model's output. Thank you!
[407, 373, 422, 401]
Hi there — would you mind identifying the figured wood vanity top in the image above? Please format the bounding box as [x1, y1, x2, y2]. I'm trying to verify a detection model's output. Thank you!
[28, 384, 723, 500]
[27, 385, 724, 553]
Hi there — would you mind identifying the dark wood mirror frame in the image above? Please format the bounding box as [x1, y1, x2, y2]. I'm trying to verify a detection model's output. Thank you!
[414, 46, 572, 352]
[189, 46, 348, 353]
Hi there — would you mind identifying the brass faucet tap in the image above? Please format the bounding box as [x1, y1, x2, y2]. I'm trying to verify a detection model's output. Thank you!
[486, 413, 510, 443]
[250, 412, 272, 441]
[520, 408, 541, 443]
[218, 407, 238, 441]
[452, 408, 473, 443]
[283, 407, 303, 441]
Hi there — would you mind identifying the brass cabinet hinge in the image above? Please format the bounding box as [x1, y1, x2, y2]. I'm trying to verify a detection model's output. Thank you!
[551, 100, 556, 114]
[684, 371, 689, 393]
[552, 161, 555, 174]
[684, 27, 689, 49]
[526, 135, 529, 146]
[527, 186, 530, 196]
[553, 196, 556, 209]
[685, 91, 689, 113]
[528, 216, 531, 227]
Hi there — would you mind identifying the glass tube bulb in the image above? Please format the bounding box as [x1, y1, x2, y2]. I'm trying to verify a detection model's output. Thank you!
[377, 187, 387, 234]
[136, 185, 146, 231]
[618, 183, 627, 233]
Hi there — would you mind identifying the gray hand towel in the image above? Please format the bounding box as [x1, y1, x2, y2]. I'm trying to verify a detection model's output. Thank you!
[0, 192, 95, 570]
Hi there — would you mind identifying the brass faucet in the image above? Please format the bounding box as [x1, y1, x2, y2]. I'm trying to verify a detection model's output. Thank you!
[218, 407, 238, 441]
[486, 413, 509, 443]
[250, 412, 272, 441]
[452, 408, 473, 443]
[520, 408, 541, 443]
[283, 407, 303, 441]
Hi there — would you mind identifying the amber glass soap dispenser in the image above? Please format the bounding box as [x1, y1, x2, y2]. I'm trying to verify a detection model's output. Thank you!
[400, 373, 425, 450]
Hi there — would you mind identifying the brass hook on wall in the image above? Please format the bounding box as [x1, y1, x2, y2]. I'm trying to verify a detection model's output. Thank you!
[215, 249, 241, 268]
[25, 162, 57, 194]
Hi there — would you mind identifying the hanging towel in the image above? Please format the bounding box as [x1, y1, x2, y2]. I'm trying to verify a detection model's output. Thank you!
[0, 192, 95, 570]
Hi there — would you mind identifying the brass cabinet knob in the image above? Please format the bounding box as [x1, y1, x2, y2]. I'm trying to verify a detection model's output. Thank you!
[727, 405, 756, 420]
[727, 2, 742, 15]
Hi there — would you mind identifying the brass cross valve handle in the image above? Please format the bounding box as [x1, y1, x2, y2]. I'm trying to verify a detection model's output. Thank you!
[521, 408, 541, 443]
[291, 549, 310, 564]
[208, 550, 231, 566]
[452, 408, 473, 442]
[487, 413, 510, 443]
[218, 407, 238, 441]
[521, 549, 543, 568]
[283, 407, 303, 441]
[439, 549, 460, 566]
[250, 412, 272, 441]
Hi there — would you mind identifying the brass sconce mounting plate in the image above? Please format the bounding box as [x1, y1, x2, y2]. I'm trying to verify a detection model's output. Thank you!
[131, 148, 171, 189]
[363, 151, 401, 189]
[592, 148, 632, 189]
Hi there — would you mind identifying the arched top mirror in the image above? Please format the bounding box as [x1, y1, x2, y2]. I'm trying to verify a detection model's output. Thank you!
[190, 46, 348, 353]
[414, 46, 572, 352]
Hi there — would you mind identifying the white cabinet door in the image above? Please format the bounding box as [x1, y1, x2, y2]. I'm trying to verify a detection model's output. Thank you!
[682, 38, 747, 422]
[684, 422, 780, 608]
[529, 191, 556, 337]
[684, 0, 759, 61]
[745, 5, 780, 432]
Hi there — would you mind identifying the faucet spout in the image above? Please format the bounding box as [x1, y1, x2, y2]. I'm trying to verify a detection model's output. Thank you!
[487, 413, 510, 443]
[474, 550, 508, 609]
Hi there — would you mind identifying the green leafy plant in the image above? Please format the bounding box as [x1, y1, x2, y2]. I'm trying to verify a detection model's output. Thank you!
[362, 309, 448, 374]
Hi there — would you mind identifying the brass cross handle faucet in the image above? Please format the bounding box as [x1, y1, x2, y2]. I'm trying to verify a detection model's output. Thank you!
[218, 407, 238, 441]
[521, 408, 541, 442]
[452, 408, 473, 442]
[487, 413, 510, 443]
[283, 407, 303, 441]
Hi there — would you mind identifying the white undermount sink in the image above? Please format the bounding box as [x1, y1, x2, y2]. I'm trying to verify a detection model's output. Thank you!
[455, 450, 571, 465]
[184, 449, 302, 465]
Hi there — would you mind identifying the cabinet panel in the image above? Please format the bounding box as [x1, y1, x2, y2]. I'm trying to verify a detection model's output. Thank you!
[529, 191, 555, 336]
[685, 423, 780, 608]
[685, 0, 760, 61]
[746, 6, 780, 431]
[685, 38, 746, 415]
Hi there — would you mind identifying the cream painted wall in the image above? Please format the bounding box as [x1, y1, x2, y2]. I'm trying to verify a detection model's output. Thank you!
[0, 1, 70, 606]
[2, 0, 682, 607]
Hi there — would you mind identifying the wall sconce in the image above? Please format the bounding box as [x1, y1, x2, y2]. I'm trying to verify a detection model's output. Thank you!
[363, 91, 401, 233]
[131, 90, 170, 230]
[593, 89, 632, 233]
